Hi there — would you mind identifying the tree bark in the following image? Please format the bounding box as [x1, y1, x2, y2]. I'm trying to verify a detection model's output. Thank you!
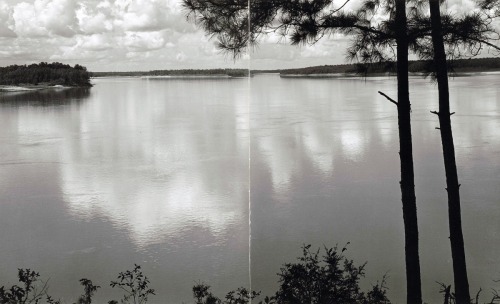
[428, 0, 471, 303]
[395, 0, 423, 303]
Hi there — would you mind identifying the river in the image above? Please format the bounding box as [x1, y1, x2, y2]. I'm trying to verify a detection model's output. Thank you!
[0, 74, 498, 303]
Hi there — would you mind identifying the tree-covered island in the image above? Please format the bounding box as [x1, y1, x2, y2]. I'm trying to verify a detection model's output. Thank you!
[0, 62, 92, 90]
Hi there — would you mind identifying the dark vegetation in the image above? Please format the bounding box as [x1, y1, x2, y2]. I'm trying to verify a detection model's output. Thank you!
[428, 1, 471, 302]
[89, 58, 500, 78]
[0, 245, 392, 304]
[0, 265, 154, 304]
[149, 69, 249, 77]
[0, 63, 91, 87]
[2, 246, 498, 303]
[273, 58, 500, 76]
[109, 265, 155, 304]
[91, 69, 249, 78]
[194, 245, 390, 304]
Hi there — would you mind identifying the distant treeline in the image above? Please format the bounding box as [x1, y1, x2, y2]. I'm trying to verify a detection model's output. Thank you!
[150, 68, 249, 77]
[0, 62, 92, 87]
[92, 68, 249, 78]
[90, 58, 500, 78]
[273, 57, 500, 75]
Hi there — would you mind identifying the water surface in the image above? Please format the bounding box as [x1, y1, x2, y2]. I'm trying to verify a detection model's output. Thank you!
[0, 74, 499, 303]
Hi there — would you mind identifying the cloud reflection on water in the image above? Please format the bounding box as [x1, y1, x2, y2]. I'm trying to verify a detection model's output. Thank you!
[249, 74, 500, 303]
[1, 75, 499, 303]
[6, 78, 251, 249]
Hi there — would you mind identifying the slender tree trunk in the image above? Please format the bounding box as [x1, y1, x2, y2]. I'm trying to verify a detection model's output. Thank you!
[428, 0, 471, 303]
[395, 0, 422, 302]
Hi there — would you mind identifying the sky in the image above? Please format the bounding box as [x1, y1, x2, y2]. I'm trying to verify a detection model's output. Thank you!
[0, 0, 494, 72]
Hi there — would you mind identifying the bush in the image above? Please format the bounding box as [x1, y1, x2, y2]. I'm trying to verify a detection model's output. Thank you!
[109, 264, 155, 304]
[0, 269, 52, 304]
[192, 284, 259, 304]
[75, 279, 100, 304]
[192, 244, 390, 304]
[274, 244, 389, 304]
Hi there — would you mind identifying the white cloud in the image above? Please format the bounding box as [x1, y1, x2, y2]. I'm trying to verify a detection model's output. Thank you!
[446, 0, 478, 14]
[176, 51, 186, 62]
[122, 31, 166, 51]
[36, 0, 79, 37]
[251, 43, 299, 61]
[78, 33, 114, 51]
[122, 0, 169, 32]
[0, 0, 365, 70]
[0, 3, 17, 38]
[0, 0, 226, 70]
[12, 0, 79, 38]
[109, 0, 193, 33]
[12, 2, 49, 37]
[76, 4, 113, 34]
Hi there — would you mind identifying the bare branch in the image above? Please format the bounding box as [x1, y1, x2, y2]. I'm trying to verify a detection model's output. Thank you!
[378, 91, 398, 105]
[331, 0, 354, 14]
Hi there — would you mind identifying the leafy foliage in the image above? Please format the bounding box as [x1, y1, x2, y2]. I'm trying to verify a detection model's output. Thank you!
[0, 62, 91, 87]
[109, 264, 155, 304]
[193, 245, 389, 304]
[183, 0, 500, 64]
[2, 262, 500, 303]
[437, 281, 500, 304]
[0, 269, 50, 304]
[75, 279, 100, 304]
[479, 0, 500, 18]
[192, 284, 260, 304]
[274, 244, 389, 304]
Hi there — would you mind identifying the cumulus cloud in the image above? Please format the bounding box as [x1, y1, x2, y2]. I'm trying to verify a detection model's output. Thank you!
[12, 2, 49, 37]
[0, 0, 421, 70]
[0, 0, 238, 70]
[76, 4, 113, 34]
[12, 0, 78, 37]
[77, 33, 114, 51]
[122, 31, 166, 51]
[37, 0, 79, 37]
[0, 3, 16, 38]
[122, 0, 170, 31]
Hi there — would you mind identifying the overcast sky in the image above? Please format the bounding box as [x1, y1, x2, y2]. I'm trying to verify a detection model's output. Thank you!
[0, 0, 493, 72]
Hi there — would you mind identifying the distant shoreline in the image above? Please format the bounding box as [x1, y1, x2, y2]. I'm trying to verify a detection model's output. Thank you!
[89, 71, 500, 80]
[91, 74, 248, 79]
[278, 71, 500, 78]
[89, 57, 500, 78]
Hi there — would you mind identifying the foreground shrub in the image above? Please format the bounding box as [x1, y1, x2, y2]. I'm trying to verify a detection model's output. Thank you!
[0, 269, 50, 304]
[438, 282, 500, 304]
[109, 264, 155, 304]
[275, 244, 389, 304]
[193, 244, 390, 304]
[193, 284, 259, 304]
[76, 279, 100, 304]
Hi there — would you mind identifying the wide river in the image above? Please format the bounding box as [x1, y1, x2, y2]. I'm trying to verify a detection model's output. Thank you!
[0, 74, 499, 303]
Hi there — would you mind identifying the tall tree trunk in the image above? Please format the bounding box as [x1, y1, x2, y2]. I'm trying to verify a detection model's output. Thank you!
[395, 0, 423, 302]
[428, 0, 471, 303]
